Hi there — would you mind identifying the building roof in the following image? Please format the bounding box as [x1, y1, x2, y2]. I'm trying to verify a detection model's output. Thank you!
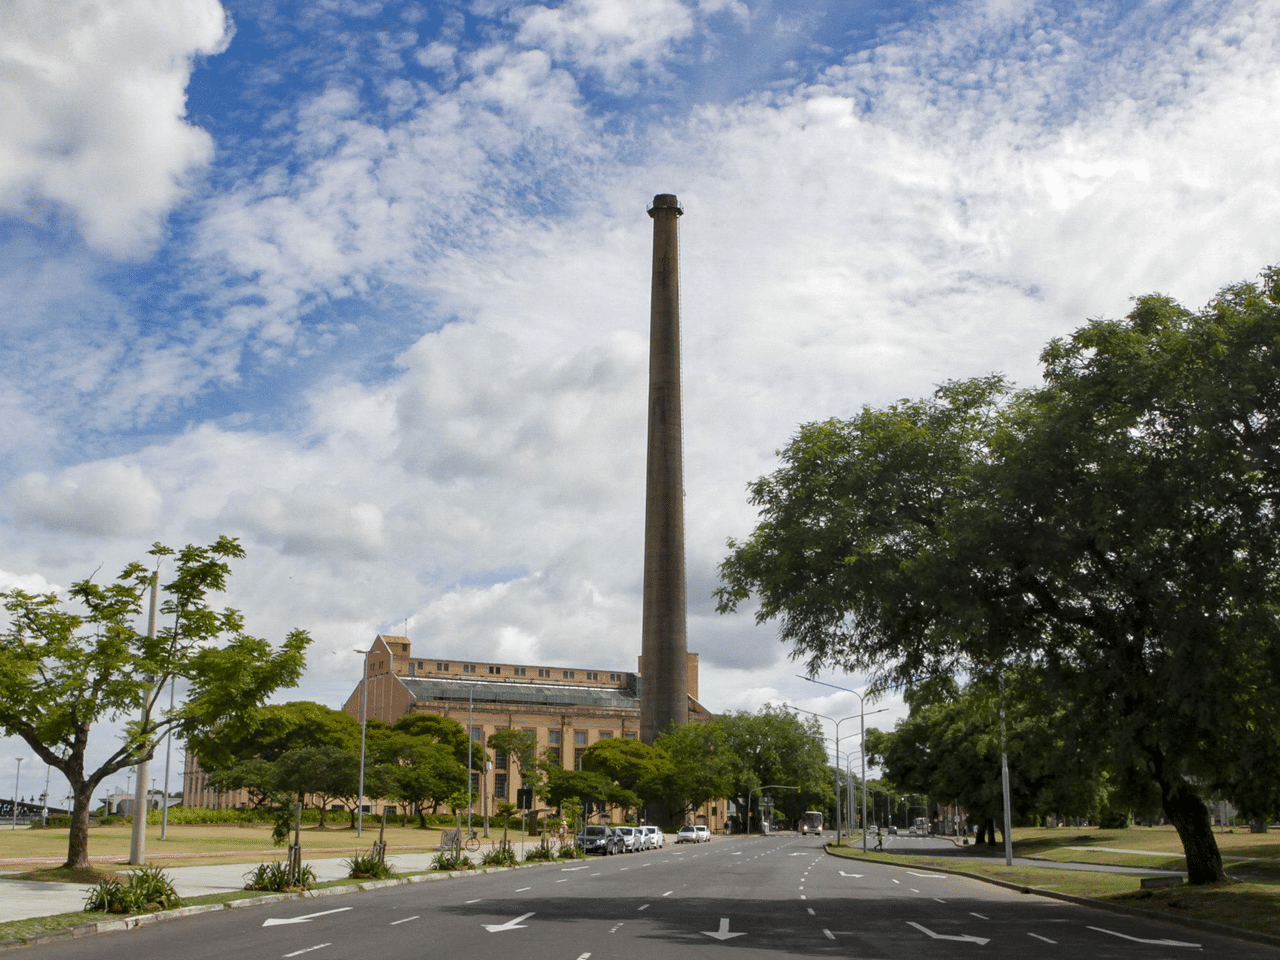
[401, 677, 641, 712]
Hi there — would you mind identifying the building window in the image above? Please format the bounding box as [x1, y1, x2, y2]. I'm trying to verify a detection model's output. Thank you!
[489, 665, 501, 675]
[609, 673, 621, 681]
[471, 726, 484, 744]
[462, 663, 476, 674]
[538, 668, 551, 678]
[598, 731, 613, 740]
[574, 748, 585, 770]
[437, 662, 449, 671]
[471, 771, 480, 793]
[407, 662, 415, 676]
[563, 670, 575, 679]
[548, 730, 561, 746]
[494, 749, 508, 771]
[586, 671, 599, 680]
[513, 667, 527, 676]
[574, 730, 587, 746]
[494, 773, 508, 799]
[547, 748, 561, 766]
[624, 731, 637, 740]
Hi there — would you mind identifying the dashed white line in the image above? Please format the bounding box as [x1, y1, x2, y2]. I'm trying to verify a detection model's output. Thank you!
[807, 908, 815, 916]
[1029, 933, 1057, 944]
[389, 916, 419, 925]
[516, 887, 531, 892]
[638, 904, 650, 911]
[933, 898, 946, 904]
[970, 912, 989, 920]
[283, 945, 330, 958]
[662, 891, 673, 896]
[823, 929, 835, 940]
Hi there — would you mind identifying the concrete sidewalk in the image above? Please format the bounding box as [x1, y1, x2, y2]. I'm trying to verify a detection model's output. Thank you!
[0, 840, 543, 923]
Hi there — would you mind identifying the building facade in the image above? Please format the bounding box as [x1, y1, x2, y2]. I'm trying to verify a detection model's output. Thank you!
[340, 635, 724, 829]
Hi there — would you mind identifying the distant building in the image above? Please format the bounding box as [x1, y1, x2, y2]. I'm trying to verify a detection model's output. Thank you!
[183, 635, 727, 831]
[339, 635, 723, 829]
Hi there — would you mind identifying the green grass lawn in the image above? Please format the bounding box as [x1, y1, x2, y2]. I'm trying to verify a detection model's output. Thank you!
[0, 820, 521, 872]
[828, 825, 1280, 940]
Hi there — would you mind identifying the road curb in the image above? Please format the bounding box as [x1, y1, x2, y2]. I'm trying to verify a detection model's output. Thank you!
[825, 847, 1280, 951]
[0, 859, 561, 952]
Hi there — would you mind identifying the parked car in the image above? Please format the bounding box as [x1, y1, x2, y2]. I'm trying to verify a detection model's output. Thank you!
[676, 824, 699, 843]
[576, 824, 619, 856]
[694, 824, 711, 842]
[613, 825, 641, 852]
[642, 825, 663, 848]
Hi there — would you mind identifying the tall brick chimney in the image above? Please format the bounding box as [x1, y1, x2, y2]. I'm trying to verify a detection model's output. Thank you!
[640, 194, 689, 744]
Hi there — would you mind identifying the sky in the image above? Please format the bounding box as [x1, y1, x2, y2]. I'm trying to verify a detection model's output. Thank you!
[2, 0, 1279, 805]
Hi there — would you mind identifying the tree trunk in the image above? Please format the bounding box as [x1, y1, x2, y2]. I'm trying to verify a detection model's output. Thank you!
[64, 782, 97, 870]
[1161, 778, 1226, 884]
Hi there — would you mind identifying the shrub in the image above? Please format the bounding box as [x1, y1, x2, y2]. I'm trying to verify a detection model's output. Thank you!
[522, 842, 556, 863]
[243, 861, 316, 892]
[431, 850, 473, 871]
[345, 851, 396, 880]
[480, 842, 519, 868]
[84, 867, 182, 915]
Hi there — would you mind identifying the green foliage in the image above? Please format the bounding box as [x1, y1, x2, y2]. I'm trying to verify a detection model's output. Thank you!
[430, 849, 474, 871]
[0, 537, 310, 869]
[480, 841, 520, 867]
[242, 861, 316, 891]
[84, 867, 182, 914]
[522, 842, 556, 862]
[718, 267, 1280, 883]
[345, 851, 396, 880]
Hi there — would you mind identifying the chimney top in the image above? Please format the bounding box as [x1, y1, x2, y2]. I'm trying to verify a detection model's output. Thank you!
[648, 194, 683, 217]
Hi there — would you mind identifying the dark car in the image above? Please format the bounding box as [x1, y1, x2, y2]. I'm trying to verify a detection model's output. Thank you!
[576, 824, 619, 855]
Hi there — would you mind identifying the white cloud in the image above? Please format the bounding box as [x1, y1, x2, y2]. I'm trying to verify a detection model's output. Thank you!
[0, 0, 232, 256]
[11, 462, 163, 536]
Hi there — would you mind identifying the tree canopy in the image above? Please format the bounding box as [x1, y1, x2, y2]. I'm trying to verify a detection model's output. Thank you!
[718, 269, 1280, 883]
[0, 538, 310, 868]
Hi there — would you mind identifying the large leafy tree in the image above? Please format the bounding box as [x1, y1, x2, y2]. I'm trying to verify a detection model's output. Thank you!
[866, 673, 1120, 844]
[581, 737, 673, 812]
[0, 538, 310, 868]
[718, 270, 1280, 884]
[189, 700, 360, 771]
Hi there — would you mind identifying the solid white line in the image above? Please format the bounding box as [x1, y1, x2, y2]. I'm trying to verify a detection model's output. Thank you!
[389, 916, 419, 925]
[1029, 933, 1057, 944]
[283, 945, 330, 958]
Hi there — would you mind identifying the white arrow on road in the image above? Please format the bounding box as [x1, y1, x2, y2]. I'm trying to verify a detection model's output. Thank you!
[1088, 926, 1200, 947]
[907, 921, 990, 945]
[262, 907, 353, 927]
[484, 912, 535, 933]
[838, 871, 864, 878]
[907, 871, 947, 879]
[703, 918, 747, 941]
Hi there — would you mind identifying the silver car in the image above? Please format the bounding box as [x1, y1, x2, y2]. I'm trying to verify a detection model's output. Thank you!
[612, 825, 640, 852]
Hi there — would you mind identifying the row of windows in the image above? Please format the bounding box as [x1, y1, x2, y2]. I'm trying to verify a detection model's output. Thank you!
[406, 661, 619, 682]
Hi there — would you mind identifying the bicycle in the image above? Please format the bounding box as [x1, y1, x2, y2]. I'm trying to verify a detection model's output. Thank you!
[464, 831, 481, 852]
[439, 830, 460, 851]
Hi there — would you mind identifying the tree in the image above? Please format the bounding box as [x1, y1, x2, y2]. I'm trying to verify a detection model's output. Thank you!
[866, 673, 1118, 843]
[0, 538, 309, 869]
[388, 744, 468, 827]
[274, 745, 358, 828]
[189, 700, 360, 771]
[717, 269, 1280, 883]
[581, 737, 674, 814]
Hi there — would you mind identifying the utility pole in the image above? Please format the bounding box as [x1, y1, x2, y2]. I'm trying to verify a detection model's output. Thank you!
[129, 572, 159, 864]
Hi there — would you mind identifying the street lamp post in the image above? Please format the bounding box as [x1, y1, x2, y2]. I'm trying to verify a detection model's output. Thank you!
[355, 646, 372, 838]
[748, 784, 798, 836]
[794, 676, 889, 853]
[786, 705, 854, 844]
[11, 759, 23, 830]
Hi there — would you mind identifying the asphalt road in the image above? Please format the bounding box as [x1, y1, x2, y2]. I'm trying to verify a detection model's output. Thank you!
[17, 834, 1280, 960]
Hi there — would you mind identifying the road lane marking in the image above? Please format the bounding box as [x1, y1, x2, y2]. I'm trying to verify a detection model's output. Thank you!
[576, 954, 591, 960]
[907, 922, 990, 945]
[970, 912, 988, 920]
[389, 916, 419, 925]
[467, 899, 483, 904]
[263, 908, 353, 927]
[663, 891, 673, 896]
[907, 871, 947, 878]
[823, 929, 835, 940]
[933, 898, 946, 904]
[703, 918, 747, 941]
[483, 912, 535, 933]
[638, 904, 650, 911]
[1029, 933, 1057, 944]
[1088, 926, 1200, 947]
[556, 878, 569, 883]
[283, 945, 330, 957]
[807, 908, 815, 915]
[891, 879, 900, 884]
[838, 871, 864, 877]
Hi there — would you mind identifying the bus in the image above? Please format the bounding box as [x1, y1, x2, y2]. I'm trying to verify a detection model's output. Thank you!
[800, 811, 823, 836]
